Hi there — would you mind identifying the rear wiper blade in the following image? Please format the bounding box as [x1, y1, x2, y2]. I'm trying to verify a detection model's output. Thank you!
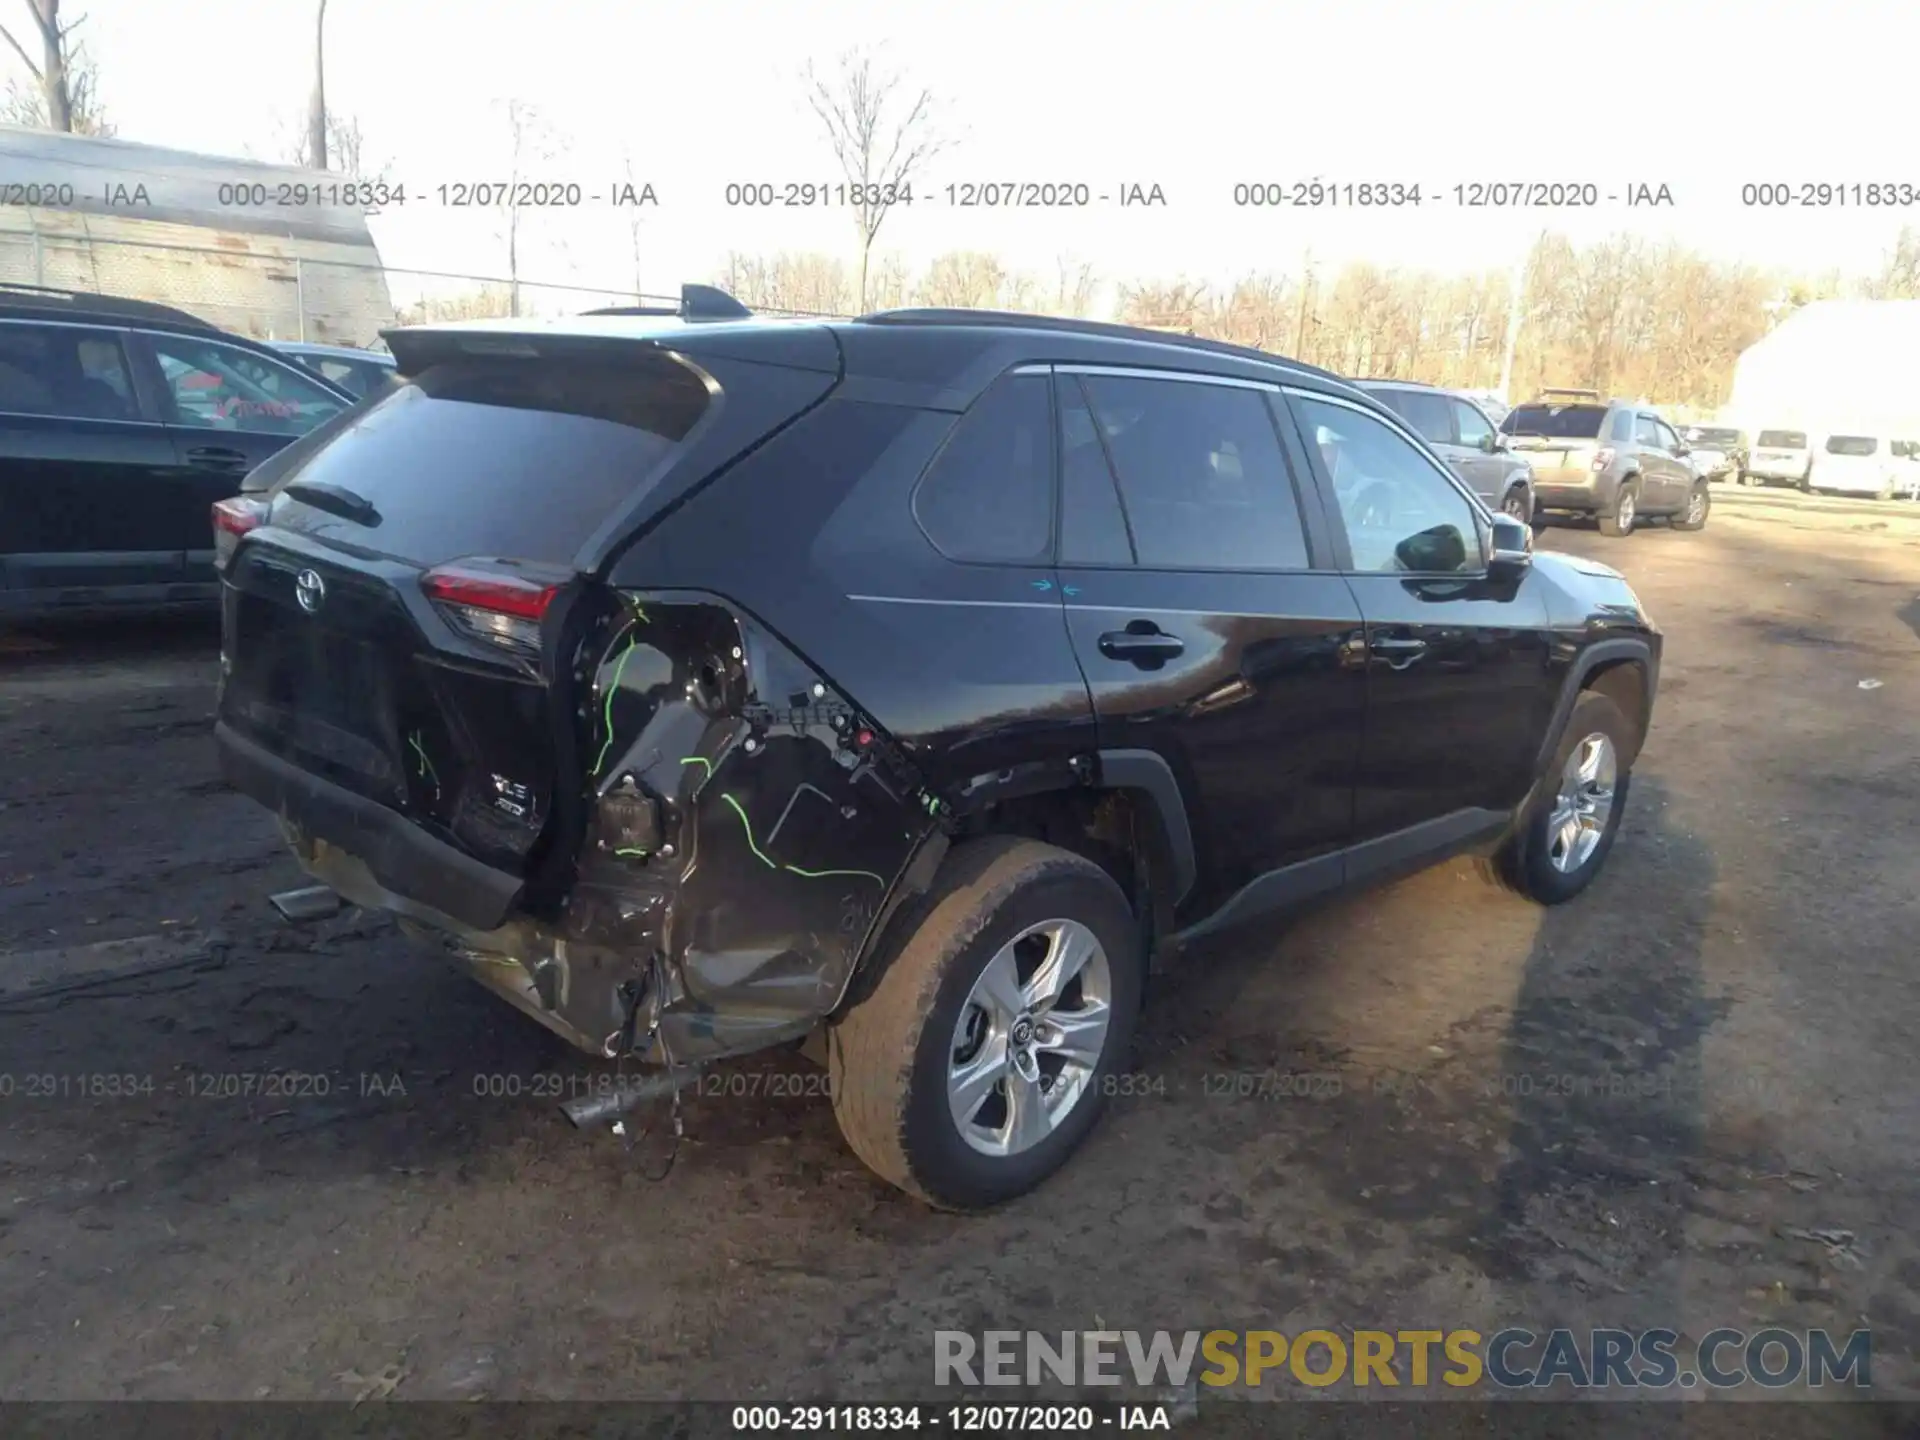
[285, 480, 380, 526]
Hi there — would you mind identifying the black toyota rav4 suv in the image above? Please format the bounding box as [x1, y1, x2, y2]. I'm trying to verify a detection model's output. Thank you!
[214, 288, 1662, 1209]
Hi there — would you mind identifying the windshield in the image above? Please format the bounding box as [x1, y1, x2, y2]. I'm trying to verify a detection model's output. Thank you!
[1500, 403, 1607, 439]
[1757, 429, 1807, 449]
[1825, 435, 1878, 457]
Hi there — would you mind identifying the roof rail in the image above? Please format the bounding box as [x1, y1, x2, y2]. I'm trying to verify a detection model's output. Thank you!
[581, 283, 754, 323]
[1534, 386, 1603, 401]
[0, 281, 214, 330]
[858, 307, 1348, 383]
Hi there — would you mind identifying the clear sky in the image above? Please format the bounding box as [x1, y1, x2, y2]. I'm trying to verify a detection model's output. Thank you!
[23, 0, 1916, 307]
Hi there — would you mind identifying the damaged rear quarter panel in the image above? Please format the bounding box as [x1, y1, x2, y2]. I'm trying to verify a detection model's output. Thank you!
[562, 591, 938, 1063]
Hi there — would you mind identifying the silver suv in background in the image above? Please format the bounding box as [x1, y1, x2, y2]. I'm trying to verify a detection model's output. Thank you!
[1499, 389, 1707, 537]
[1355, 379, 1535, 522]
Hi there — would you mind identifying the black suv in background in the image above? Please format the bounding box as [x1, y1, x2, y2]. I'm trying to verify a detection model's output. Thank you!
[0, 284, 354, 621]
[213, 294, 1662, 1209]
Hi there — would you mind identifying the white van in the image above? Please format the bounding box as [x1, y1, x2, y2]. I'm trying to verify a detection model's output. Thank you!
[1747, 428, 1813, 488]
[1811, 434, 1904, 499]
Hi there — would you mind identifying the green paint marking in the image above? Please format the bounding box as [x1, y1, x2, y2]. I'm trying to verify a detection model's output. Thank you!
[407, 731, 440, 797]
[591, 633, 641, 778]
[680, 755, 712, 774]
[719, 792, 778, 869]
[718, 791, 884, 886]
[784, 863, 887, 885]
[613, 847, 649, 858]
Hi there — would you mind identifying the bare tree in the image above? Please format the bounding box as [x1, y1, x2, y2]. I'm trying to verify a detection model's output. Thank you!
[498, 99, 552, 317]
[1118, 279, 1209, 333]
[0, 0, 110, 134]
[283, 109, 375, 175]
[804, 48, 946, 311]
[716, 252, 856, 316]
[917, 251, 1010, 309]
[1860, 226, 1920, 300]
[1051, 256, 1098, 318]
[620, 150, 646, 300]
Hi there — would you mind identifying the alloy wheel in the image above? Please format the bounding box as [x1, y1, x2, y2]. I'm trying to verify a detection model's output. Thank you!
[947, 919, 1112, 1157]
[1546, 732, 1617, 874]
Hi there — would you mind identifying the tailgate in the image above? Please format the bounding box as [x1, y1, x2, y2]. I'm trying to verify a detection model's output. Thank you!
[215, 335, 836, 927]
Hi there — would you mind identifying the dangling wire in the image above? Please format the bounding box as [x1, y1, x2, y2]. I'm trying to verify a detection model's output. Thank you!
[609, 954, 685, 1182]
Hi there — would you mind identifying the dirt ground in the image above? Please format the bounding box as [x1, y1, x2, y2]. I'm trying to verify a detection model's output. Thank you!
[1, 487, 1917, 1414]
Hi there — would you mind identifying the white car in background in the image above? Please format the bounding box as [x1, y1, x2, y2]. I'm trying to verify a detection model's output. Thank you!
[1810, 433, 1905, 500]
[1747, 428, 1815, 489]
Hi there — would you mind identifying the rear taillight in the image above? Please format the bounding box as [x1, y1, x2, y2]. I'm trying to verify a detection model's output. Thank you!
[421, 561, 565, 656]
[1591, 447, 1615, 471]
[211, 495, 269, 571]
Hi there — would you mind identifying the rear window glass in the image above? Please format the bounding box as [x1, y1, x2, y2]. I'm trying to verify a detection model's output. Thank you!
[1825, 435, 1878, 456]
[1501, 404, 1607, 439]
[1757, 430, 1807, 449]
[270, 355, 710, 566]
[1686, 427, 1741, 446]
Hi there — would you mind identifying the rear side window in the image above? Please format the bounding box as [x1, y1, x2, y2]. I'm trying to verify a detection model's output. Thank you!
[0, 322, 139, 421]
[1502, 403, 1607, 440]
[1077, 373, 1309, 571]
[1382, 388, 1453, 446]
[912, 371, 1054, 564]
[271, 354, 710, 566]
[1758, 429, 1807, 449]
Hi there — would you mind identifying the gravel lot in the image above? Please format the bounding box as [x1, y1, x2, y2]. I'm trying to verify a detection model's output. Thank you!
[2, 489, 1917, 1415]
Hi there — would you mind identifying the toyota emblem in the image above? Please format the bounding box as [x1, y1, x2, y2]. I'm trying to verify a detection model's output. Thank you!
[294, 568, 327, 614]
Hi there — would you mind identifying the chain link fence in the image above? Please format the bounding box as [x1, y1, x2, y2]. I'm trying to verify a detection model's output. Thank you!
[0, 230, 735, 345]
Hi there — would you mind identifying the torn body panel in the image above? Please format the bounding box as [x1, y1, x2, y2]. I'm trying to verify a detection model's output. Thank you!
[305, 590, 943, 1065]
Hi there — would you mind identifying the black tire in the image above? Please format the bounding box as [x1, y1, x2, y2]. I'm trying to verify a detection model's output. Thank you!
[1672, 480, 1711, 531]
[1491, 691, 1633, 905]
[826, 836, 1143, 1210]
[1597, 480, 1639, 537]
[1501, 487, 1533, 526]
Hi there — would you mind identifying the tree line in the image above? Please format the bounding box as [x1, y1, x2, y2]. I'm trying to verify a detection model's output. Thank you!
[712, 226, 1920, 413]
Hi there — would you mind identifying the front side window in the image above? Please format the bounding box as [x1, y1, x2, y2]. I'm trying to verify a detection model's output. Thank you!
[1295, 394, 1485, 576]
[147, 334, 348, 437]
[912, 371, 1054, 564]
[1450, 398, 1494, 450]
[0, 323, 139, 421]
[1075, 372, 1309, 571]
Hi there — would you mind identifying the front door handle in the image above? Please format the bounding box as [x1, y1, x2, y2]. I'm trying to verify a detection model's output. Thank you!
[1098, 623, 1184, 667]
[1370, 635, 1428, 669]
[186, 446, 250, 473]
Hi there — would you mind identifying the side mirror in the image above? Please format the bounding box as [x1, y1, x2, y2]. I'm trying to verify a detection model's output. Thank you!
[1673, 441, 1691, 456]
[1479, 431, 1503, 454]
[1487, 514, 1533, 581]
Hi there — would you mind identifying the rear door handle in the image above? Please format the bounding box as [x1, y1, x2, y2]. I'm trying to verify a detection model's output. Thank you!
[1098, 624, 1184, 666]
[186, 446, 250, 473]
